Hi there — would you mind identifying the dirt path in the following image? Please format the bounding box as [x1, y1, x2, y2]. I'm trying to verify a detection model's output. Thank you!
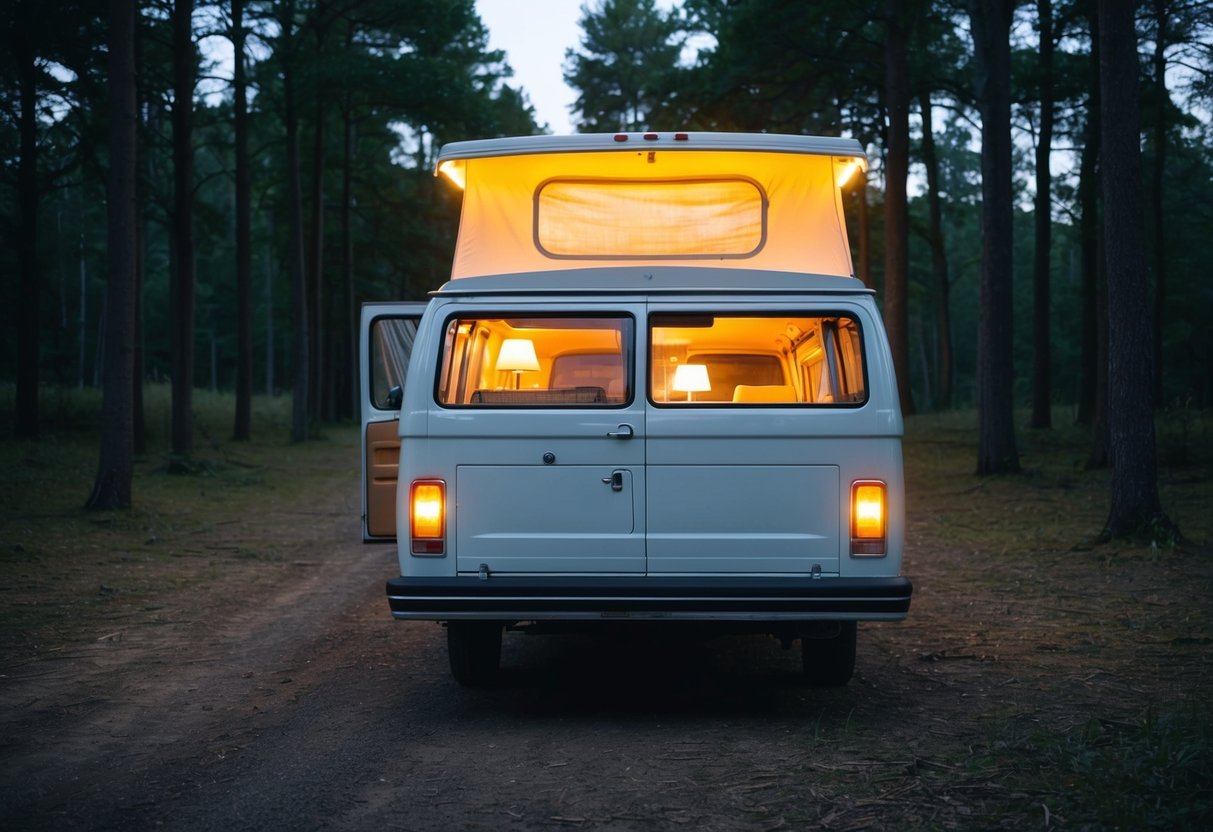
[2, 452, 1210, 831]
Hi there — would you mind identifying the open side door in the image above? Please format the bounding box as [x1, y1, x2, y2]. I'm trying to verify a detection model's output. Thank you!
[360, 302, 426, 542]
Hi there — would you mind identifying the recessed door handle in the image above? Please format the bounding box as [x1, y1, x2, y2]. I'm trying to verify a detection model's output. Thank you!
[602, 471, 624, 491]
[607, 424, 634, 439]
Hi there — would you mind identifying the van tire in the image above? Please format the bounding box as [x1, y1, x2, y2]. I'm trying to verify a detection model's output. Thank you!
[801, 622, 856, 686]
[447, 621, 503, 687]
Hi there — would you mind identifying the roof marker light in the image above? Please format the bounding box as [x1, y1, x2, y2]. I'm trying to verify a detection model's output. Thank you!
[674, 133, 689, 141]
[614, 134, 629, 142]
[643, 132, 658, 141]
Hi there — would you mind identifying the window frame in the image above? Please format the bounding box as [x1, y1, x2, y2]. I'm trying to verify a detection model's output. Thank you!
[647, 311, 870, 408]
[433, 311, 637, 409]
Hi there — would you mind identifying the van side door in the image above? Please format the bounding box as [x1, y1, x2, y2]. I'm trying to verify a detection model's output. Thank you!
[360, 302, 426, 542]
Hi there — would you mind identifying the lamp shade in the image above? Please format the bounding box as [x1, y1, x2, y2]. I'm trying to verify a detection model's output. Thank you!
[671, 363, 711, 394]
[497, 338, 540, 373]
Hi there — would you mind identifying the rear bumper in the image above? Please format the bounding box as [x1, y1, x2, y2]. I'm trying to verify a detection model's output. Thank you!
[386, 575, 912, 622]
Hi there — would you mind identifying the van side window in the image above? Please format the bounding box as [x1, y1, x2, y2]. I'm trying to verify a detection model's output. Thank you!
[649, 314, 866, 406]
[437, 316, 632, 407]
[370, 317, 418, 409]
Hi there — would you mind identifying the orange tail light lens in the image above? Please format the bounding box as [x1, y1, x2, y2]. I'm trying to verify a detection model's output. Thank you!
[851, 481, 886, 556]
[410, 480, 446, 555]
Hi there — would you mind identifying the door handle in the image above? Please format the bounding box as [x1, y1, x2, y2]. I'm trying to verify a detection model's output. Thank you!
[606, 423, 634, 439]
[601, 471, 624, 491]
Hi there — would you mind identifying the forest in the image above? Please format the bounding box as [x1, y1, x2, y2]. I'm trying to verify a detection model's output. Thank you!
[2, 0, 1211, 531]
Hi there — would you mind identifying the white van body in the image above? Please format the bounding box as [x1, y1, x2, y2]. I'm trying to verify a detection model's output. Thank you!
[361, 133, 911, 686]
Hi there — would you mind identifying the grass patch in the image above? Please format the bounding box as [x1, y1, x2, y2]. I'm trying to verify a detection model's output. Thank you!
[0, 384, 360, 657]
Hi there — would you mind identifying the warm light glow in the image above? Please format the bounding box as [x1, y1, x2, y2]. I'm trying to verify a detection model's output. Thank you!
[411, 481, 445, 540]
[437, 159, 466, 190]
[672, 363, 711, 402]
[497, 338, 540, 373]
[852, 483, 885, 539]
[835, 158, 864, 188]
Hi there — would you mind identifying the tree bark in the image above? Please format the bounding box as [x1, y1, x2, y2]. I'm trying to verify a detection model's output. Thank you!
[87, 0, 137, 510]
[1076, 7, 1101, 427]
[1150, 0, 1168, 407]
[14, 9, 40, 438]
[283, 0, 309, 443]
[309, 98, 326, 422]
[883, 0, 914, 415]
[341, 80, 357, 421]
[232, 0, 253, 440]
[170, 0, 196, 465]
[1097, 0, 1178, 541]
[1030, 0, 1054, 429]
[970, 0, 1020, 474]
[918, 92, 953, 410]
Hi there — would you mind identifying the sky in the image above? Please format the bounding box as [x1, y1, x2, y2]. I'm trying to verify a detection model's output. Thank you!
[475, 0, 684, 135]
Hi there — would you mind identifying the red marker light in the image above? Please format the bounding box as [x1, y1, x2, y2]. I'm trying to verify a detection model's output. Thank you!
[643, 132, 658, 141]
[674, 132, 689, 141]
[614, 134, 629, 142]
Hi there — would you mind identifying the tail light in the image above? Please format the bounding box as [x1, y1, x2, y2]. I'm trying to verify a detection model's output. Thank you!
[410, 479, 446, 555]
[850, 480, 886, 556]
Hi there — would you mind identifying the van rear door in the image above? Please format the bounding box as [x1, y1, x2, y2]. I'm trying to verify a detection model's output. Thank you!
[645, 305, 855, 575]
[360, 302, 426, 542]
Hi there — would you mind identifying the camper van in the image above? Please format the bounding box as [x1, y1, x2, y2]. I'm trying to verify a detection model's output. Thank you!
[360, 132, 912, 687]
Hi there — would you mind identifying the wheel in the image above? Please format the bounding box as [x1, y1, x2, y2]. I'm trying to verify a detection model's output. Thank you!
[446, 620, 503, 687]
[801, 621, 856, 686]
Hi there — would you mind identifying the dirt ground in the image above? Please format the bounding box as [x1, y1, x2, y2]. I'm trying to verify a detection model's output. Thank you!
[2, 419, 1211, 831]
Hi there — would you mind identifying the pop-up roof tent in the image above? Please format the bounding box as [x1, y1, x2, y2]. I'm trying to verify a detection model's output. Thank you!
[434, 132, 866, 280]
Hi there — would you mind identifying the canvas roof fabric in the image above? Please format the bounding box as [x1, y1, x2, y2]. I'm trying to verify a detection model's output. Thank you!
[434, 132, 866, 281]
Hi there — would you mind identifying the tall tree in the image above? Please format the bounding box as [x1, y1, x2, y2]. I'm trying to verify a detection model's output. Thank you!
[280, 0, 309, 443]
[169, 0, 196, 465]
[1097, 0, 1178, 541]
[1149, 0, 1170, 406]
[8, 0, 48, 437]
[307, 0, 333, 422]
[918, 91, 953, 410]
[1030, 0, 1055, 429]
[565, 0, 683, 131]
[1075, 4, 1101, 428]
[969, 0, 1019, 473]
[884, 0, 914, 415]
[231, 0, 252, 440]
[87, 0, 137, 509]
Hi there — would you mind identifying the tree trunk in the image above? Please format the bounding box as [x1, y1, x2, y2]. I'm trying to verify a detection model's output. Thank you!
[1030, 0, 1054, 429]
[133, 195, 146, 455]
[1076, 11, 1101, 426]
[1089, 237, 1109, 468]
[1150, 0, 1169, 407]
[87, 0, 137, 510]
[283, 0, 309, 443]
[309, 99, 326, 423]
[265, 211, 274, 396]
[232, 0, 253, 440]
[341, 86, 357, 421]
[170, 0, 196, 465]
[969, 0, 1020, 474]
[919, 92, 953, 410]
[1097, 0, 1178, 542]
[14, 15, 40, 437]
[883, 0, 914, 416]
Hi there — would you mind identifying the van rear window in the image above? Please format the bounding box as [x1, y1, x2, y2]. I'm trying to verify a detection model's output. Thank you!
[535, 178, 766, 259]
[437, 316, 632, 406]
[649, 314, 867, 405]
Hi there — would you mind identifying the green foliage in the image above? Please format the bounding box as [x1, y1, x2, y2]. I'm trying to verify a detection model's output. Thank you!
[564, 0, 685, 132]
[1016, 707, 1213, 830]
